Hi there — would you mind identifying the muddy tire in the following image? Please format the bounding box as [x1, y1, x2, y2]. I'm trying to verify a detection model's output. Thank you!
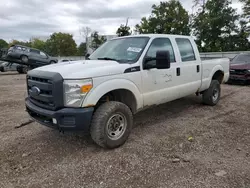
[202, 80, 221, 106]
[22, 66, 29, 74]
[90, 101, 133, 149]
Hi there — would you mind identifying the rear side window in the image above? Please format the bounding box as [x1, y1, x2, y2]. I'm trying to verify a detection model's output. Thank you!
[176, 38, 196, 62]
[30, 49, 40, 54]
[40, 51, 47, 57]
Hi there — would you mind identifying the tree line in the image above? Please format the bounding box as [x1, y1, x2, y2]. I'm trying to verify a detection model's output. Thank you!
[0, 31, 106, 57]
[117, 0, 250, 52]
[0, 0, 249, 56]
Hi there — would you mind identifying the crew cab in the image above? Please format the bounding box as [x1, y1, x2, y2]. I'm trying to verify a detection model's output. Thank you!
[25, 34, 230, 149]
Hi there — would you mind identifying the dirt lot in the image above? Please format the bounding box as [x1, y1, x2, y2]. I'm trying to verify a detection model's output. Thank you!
[0, 72, 250, 188]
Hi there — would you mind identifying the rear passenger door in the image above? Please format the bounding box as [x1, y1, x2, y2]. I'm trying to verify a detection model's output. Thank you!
[39, 51, 49, 63]
[29, 49, 41, 62]
[175, 38, 202, 98]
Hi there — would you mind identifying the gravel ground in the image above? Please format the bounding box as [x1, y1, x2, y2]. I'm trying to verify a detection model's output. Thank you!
[0, 72, 250, 188]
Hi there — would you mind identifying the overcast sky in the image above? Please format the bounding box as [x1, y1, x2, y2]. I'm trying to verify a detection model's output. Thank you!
[0, 0, 243, 45]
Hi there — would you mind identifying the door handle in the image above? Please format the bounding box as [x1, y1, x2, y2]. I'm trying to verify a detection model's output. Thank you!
[176, 67, 180, 76]
[197, 65, 200, 73]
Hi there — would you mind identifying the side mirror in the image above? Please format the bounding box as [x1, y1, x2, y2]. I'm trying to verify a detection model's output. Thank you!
[156, 50, 170, 69]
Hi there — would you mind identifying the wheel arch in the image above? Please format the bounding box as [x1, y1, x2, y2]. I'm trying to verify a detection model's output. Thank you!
[212, 70, 224, 84]
[82, 79, 143, 114]
[201, 65, 224, 91]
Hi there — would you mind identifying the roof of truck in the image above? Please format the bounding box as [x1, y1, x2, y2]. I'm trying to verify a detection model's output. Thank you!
[111, 34, 194, 40]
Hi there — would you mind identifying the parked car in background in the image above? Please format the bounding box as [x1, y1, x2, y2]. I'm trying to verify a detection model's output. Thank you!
[6, 45, 58, 66]
[229, 53, 250, 84]
[0, 62, 18, 72]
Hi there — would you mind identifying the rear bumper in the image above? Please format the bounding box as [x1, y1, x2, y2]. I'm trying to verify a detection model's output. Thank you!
[25, 98, 94, 132]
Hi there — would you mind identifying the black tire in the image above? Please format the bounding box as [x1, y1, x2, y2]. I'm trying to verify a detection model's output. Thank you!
[21, 55, 28, 63]
[50, 61, 56, 64]
[17, 69, 23, 74]
[202, 80, 221, 106]
[22, 66, 29, 74]
[90, 101, 133, 149]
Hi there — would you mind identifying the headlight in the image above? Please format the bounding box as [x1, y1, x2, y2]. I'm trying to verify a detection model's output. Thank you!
[63, 79, 93, 107]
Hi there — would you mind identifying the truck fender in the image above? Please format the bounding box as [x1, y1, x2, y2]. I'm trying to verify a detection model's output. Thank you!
[205, 65, 224, 89]
[82, 79, 143, 111]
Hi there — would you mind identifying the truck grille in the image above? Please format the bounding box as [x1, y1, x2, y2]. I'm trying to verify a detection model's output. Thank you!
[230, 69, 248, 75]
[27, 71, 64, 110]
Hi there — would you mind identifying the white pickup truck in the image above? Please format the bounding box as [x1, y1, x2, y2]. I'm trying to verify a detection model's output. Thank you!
[25, 34, 230, 148]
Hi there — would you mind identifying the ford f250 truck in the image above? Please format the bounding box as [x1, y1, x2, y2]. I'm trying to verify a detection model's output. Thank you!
[25, 34, 230, 149]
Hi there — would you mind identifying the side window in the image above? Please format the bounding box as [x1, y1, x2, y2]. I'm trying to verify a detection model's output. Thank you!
[40, 51, 47, 57]
[145, 38, 175, 67]
[175, 38, 196, 62]
[30, 49, 40, 54]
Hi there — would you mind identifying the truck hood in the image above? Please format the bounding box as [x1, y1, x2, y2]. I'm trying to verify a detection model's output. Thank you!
[31, 60, 131, 79]
[230, 63, 250, 70]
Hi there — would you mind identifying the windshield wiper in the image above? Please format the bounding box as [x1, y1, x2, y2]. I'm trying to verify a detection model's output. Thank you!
[98, 57, 119, 62]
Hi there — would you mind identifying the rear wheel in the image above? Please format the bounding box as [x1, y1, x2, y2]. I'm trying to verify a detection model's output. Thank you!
[21, 55, 28, 63]
[90, 101, 133, 149]
[22, 66, 29, 74]
[17, 69, 23, 74]
[202, 80, 221, 106]
[0, 67, 5, 72]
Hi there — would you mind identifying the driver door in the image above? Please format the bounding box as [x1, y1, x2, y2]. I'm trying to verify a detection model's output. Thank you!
[141, 37, 179, 106]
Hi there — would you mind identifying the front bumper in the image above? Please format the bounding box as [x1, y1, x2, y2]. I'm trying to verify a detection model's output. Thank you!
[25, 98, 94, 131]
[229, 74, 250, 82]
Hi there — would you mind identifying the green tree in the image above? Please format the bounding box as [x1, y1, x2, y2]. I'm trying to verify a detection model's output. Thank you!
[0, 39, 8, 49]
[192, 0, 239, 52]
[46, 32, 77, 56]
[135, 0, 190, 35]
[77, 42, 87, 56]
[31, 38, 46, 51]
[116, 24, 131, 37]
[90, 31, 107, 50]
[240, 0, 250, 17]
[230, 20, 250, 51]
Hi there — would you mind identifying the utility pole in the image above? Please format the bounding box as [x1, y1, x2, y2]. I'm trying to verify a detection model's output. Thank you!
[125, 17, 129, 27]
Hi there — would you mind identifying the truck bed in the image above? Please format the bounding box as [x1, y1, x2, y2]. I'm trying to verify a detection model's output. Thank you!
[200, 57, 230, 91]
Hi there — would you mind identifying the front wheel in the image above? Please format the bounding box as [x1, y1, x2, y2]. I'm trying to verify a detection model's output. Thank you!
[202, 80, 221, 106]
[22, 66, 29, 74]
[90, 101, 133, 149]
[50, 61, 56, 64]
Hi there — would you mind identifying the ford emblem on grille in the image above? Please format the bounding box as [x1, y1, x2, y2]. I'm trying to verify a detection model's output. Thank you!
[31, 86, 41, 96]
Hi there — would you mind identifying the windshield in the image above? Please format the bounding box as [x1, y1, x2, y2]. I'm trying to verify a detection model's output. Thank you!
[231, 54, 250, 64]
[88, 37, 150, 63]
